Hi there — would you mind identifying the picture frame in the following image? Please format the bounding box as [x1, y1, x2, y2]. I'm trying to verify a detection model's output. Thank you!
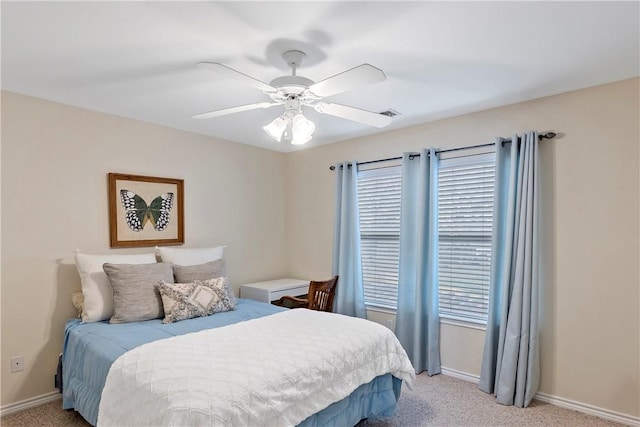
[108, 173, 184, 248]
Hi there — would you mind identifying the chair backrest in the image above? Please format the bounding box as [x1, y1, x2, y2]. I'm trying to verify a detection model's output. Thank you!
[307, 275, 339, 312]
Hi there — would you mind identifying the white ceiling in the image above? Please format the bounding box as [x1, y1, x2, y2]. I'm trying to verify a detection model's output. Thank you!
[2, 1, 638, 153]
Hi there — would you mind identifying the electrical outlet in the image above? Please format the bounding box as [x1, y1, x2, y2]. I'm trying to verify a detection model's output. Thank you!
[11, 356, 24, 373]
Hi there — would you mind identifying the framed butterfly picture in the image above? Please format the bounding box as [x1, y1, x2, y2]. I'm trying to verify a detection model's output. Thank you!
[108, 173, 184, 248]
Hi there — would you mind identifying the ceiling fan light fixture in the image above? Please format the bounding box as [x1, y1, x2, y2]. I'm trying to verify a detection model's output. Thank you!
[196, 50, 391, 145]
[291, 113, 315, 145]
[263, 115, 288, 142]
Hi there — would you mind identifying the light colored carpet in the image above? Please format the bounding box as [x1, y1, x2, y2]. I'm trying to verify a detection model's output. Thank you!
[1, 373, 621, 426]
[362, 374, 621, 426]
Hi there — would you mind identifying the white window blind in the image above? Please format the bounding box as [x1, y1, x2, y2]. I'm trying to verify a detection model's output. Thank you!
[357, 166, 402, 309]
[438, 153, 495, 322]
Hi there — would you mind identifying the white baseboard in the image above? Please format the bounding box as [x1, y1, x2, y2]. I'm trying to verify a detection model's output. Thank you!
[0, 391, 61, 417]
[441, 366, 481, 383]
[440, 367, 640, 426]
[535, 392, 640, 427]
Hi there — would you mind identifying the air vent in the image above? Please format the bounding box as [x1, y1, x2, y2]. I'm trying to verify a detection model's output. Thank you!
[379, 109, 401, 117]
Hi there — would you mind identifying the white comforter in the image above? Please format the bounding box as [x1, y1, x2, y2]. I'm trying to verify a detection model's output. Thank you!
[97, 309, 415, 426]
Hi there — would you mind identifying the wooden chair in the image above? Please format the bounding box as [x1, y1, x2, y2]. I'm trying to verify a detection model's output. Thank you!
[278, 276, 338, 312]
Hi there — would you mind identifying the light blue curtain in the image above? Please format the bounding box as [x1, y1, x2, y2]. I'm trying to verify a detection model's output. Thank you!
[332, 162, 366, 318]
[395, 148, 441, 375]
[479, 131, 540, 407]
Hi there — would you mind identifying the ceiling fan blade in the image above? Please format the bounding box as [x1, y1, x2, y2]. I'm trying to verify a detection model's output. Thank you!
[314, 102, 392, 128]
[193, 102, 278, 120]
[308, 64, 386, 98]
[197, 62, 277, 93]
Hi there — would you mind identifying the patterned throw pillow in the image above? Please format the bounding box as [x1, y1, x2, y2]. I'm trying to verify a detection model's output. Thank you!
[157, 277, 236, 323]
[71, 291, 84, 319]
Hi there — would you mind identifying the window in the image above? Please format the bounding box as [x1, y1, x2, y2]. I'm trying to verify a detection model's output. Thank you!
[357, 166, 402, 310]
[438, 154, 495, 322]
[356, 153, 495, 323]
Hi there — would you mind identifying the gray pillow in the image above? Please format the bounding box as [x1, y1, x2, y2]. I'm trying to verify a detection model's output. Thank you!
[172, 259, 236, 302]
[172, 259, 226, 282]
[103, 262, 174, 323]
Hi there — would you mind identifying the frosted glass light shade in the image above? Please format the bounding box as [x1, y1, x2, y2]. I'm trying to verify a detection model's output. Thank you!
[263, 116, 288, 142]
[291, 113, 315, 145]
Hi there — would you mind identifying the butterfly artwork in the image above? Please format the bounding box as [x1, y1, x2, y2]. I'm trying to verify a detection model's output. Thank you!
[120, 190, 174, 232]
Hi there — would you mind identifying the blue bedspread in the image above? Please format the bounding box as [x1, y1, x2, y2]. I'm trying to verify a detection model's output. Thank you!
[62, 298, 400, 426]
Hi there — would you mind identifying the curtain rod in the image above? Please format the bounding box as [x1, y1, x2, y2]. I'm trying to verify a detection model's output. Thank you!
[328, 131, 557, 170]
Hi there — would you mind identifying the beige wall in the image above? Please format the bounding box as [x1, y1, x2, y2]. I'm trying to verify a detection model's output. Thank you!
[0, 91, 289, 405]
[1, 78, 638, 419]
[285, 78, 640, 418]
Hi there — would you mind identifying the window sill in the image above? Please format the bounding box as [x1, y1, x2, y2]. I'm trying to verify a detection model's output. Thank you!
[365, 305, 487, 331]
[364, 305, 397, 315]
[440, 315, 486, 331]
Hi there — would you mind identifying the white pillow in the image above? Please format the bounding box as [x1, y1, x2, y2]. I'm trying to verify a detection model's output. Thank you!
[155, 246, 225, 266]
[74, 251, 157, 322]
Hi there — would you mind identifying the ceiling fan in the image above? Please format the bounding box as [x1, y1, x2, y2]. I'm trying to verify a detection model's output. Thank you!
[193, 50, 392, 145]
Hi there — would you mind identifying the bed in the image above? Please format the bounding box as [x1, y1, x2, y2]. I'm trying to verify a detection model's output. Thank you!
[62, 298, 415, 426]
